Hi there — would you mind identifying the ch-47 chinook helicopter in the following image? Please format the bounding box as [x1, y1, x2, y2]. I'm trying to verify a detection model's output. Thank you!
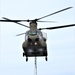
[0, 7, 75, 62]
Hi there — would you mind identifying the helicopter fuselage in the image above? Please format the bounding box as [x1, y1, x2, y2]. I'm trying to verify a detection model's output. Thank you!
[22, 29, 47, 58]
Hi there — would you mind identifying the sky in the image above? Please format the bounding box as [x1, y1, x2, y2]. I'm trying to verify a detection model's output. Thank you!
[0, 0, 75, 75]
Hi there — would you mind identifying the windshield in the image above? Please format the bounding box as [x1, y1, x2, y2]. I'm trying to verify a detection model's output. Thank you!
[29, 31, 37, 35]
[25, 30, 37, 40]
[25, 30, 47, 40]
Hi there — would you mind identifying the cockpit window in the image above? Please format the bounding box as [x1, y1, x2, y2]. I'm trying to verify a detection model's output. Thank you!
[42, 31, 47, 39]
[25, 30, 47, 40]
[29, 31, 37, 35]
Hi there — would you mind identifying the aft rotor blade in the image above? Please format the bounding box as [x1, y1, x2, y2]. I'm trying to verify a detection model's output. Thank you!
[37, 7, 72, 20]
[1, 17, 30, 28]
[38, 24, 75, 30]
[37, 20, 57, 23]
[16, 32, 26, 36]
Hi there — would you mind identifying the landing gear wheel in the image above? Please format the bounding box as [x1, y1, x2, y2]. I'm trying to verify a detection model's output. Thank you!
[45, 56, 48, 61]
[23, 53, 25, 57]
[26, 57, 28, 62]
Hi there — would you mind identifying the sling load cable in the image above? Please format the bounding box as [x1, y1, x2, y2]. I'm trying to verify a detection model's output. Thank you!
[34, 56, 37, 75]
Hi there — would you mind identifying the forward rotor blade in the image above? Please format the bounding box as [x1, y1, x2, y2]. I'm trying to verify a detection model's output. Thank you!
[37, 7, 72, 20]
[1, 17, 30, 28]
[16, 32, 26, 36]
[38, 24, 75, 30]
[37, 20, 57, 23]
[0, 17, 30, 22]
[0, 20, 13, 22]
[0, 19, 28, 22]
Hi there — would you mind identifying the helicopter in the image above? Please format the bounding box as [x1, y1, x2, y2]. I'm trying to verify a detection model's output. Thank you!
[0, 7, 75, 62]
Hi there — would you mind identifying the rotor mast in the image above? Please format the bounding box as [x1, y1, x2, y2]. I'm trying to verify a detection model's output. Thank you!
[29, 20, 37, 32]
